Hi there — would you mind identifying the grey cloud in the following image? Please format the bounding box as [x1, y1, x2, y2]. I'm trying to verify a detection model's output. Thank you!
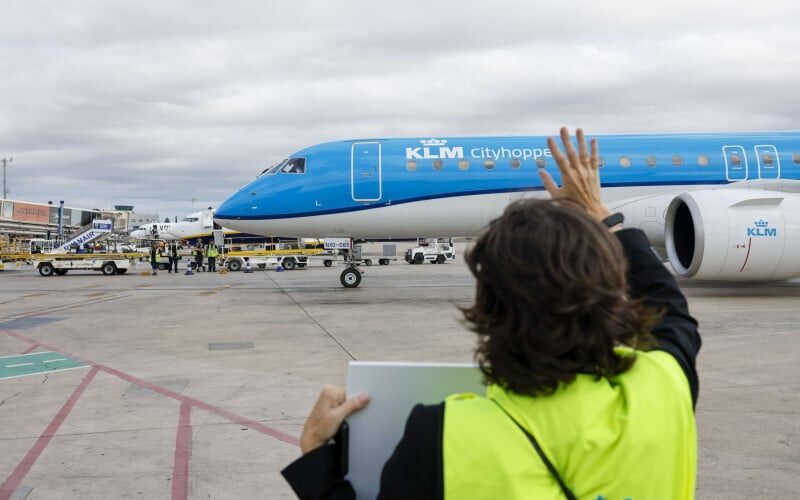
[2, 1, 799, 215]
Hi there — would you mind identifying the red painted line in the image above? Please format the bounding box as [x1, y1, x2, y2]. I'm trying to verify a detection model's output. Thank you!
[20, 344, 40, 355]
[739, 237, 753, 273]
[172, 401, 192, 500]
[97, 364, 300, 446]
[0, 328, 301, 447]
[0, 366, 100, 500]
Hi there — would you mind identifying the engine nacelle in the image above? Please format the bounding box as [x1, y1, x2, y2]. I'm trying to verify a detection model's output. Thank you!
[664, 189, 800, 280]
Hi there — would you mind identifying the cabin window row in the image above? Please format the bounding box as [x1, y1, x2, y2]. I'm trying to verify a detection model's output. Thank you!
[407, 153, 800, 172]
[407, 157, 549, 172]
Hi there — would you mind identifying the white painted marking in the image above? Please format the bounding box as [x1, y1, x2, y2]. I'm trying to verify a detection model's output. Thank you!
[42, 358, 67, 363]
[5, 362, 34, 368]
[0, 351, 56, 360]
[0, 365, 89, 381]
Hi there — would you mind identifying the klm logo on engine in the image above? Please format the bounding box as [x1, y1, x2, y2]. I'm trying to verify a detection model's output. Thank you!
[405, 139, 464, 160]
[747, 219, 777, 237]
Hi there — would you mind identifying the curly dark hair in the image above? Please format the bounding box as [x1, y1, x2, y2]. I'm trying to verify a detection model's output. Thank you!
[462, 199, 660, 397]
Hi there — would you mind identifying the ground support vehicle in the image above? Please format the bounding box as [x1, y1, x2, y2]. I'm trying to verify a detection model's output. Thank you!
[376, 244, 398, 266]
[0, 236, 33, 263]
[33, 253, 143, 276]
[222, 249, 318, 271]
[405, 238, 456, 265]
[319, 244, 396, 267]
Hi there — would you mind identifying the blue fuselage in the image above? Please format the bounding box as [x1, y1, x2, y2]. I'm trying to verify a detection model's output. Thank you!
[215, 132, 800, 239]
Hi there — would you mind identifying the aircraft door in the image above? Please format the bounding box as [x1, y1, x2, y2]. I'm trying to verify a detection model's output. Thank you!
[202, 211, 213, 228]
[351, 142, 382, 202]
[722, 145, 748, 181]
[754, 145, 780, 180]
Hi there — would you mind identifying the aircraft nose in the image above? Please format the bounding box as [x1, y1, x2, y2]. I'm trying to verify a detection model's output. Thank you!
[215, 190, 254, 232]
[216, 190, 249, 220]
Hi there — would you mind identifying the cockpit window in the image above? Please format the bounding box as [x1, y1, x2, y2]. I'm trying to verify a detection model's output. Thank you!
[260, 159, 288, 176]
[281, 158, 306, 174]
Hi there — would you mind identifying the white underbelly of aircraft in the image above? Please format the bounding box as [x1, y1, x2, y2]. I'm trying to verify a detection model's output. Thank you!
[220, 184, 717, 240]
[221, 192, 535, 239]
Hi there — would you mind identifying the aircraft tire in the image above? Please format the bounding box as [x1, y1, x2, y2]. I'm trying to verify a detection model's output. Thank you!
[102, 262, 117, 275]
[340, 267, 362, 288]
[39, 263, 55, 277]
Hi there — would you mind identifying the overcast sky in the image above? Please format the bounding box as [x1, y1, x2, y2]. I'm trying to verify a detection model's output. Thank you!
[2, 1, 799, 218]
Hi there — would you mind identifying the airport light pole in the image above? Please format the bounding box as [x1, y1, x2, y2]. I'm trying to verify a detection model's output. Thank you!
[2, 157, 12, 199]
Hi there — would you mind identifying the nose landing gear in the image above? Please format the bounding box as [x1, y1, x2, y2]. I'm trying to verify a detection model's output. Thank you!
[340, 267, 362, 288]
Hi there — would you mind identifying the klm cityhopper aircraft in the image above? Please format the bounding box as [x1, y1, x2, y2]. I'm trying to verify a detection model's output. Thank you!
[215, 132, 800, 287]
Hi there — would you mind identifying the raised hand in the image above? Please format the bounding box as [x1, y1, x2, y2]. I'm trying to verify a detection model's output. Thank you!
[539, 127, 612, 221]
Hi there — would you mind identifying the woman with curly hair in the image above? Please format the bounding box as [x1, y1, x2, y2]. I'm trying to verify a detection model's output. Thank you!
[283, 128, 701, 499]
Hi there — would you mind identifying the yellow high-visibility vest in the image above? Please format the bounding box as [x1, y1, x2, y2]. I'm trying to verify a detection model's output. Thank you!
[443, 350, 696, 499]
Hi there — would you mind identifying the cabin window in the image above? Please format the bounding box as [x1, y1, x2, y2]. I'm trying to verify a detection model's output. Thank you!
[619, 156, 631, 168]
[646, 156, 657, 168]
[433, 159, 443, 171]
[731, 154, 742, 166]
[406, 160, 417, 172]
[536, 157, 546, 169]
[598, 157, 605, 168]
[484, 159, 495, 170]
[458, 159, 469, 171]
[698, 154, 710, 167]
[793, 153, 800, 164]
[510, 158, 521, 169]
[761, 153, 774, 166]
[671, 155, 683, 166]
[281, 158, 306, 174]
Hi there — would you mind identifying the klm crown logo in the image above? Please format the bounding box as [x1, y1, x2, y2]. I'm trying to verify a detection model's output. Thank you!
[420, 138, 447, 147]
[747, 219, 777, 237]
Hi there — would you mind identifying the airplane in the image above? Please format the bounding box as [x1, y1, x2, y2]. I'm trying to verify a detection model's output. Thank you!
[213, 132, 800, 288]
[130, 222, 178, 241]
[163, 207, 318, 247]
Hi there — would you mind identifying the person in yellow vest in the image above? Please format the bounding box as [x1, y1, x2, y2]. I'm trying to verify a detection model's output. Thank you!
[206, 242, 219, 272]
[283, 128, 701, 499]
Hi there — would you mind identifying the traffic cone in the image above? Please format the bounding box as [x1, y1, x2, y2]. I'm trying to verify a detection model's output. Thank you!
[185, 262, 194, 275]
[244, 259, 253, 273]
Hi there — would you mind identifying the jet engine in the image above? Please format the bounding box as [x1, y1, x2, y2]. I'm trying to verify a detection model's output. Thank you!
[664, 189, 800, 280]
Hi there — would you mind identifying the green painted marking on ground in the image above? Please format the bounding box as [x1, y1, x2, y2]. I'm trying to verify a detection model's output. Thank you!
[0, 351, 86, 380]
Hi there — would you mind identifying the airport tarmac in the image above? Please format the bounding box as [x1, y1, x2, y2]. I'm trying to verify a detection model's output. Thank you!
[0, 249, 798, 499]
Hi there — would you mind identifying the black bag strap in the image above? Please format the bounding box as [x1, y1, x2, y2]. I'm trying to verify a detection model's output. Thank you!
[490, 399, 578, 500]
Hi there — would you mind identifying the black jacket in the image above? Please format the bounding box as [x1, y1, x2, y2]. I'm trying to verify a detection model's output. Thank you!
[282, 228, 701, 500]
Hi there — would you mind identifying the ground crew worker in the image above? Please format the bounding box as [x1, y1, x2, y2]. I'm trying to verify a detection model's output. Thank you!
[194, 243, 204, 272]
[149, 243, 159, 276]
[168, 241, 179, 273]
[282, 128, 702, 499]
[206, 242, 219, 272]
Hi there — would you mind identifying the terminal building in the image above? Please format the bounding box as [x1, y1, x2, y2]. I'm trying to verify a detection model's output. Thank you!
[0, 199, 133, 240]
